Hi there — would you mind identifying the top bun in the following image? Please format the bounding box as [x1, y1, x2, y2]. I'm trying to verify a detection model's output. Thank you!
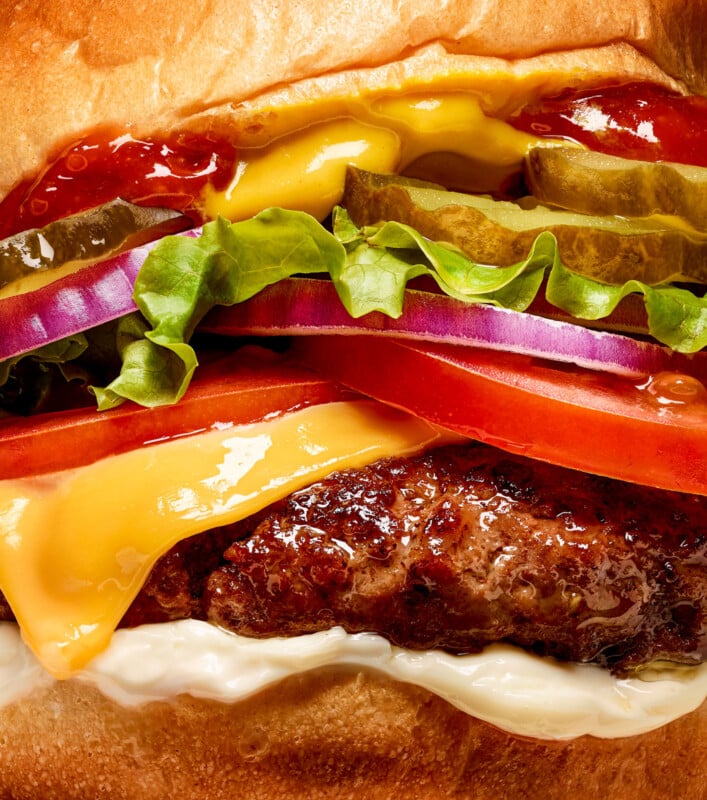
[1, 0, 706, 201]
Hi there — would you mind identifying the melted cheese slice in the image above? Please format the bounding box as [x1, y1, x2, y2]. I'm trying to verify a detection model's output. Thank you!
[206, 92, 547, 221]
[2, 91, 555, 302]
[0, 401, 450, 678]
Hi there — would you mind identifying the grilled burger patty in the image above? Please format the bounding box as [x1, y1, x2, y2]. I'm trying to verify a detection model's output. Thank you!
[4, 442, 705, 673]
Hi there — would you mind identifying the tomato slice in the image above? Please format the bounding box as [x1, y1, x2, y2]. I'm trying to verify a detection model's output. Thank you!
[0, 347, 347, 480]
[293, 335, 707, 495]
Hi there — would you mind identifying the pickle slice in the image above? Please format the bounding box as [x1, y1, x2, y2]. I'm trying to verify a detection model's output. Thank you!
[525, 147, 707, 230]
[0, 200, 189, 292]
[342, 168, 707, 285]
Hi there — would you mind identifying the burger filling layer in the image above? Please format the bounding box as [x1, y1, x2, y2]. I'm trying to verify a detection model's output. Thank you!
[1, 619, 705, 741]
[1, 441, 704, 674]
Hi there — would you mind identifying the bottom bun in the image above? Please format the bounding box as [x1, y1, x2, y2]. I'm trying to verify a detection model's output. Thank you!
[0, 667, 704, 800]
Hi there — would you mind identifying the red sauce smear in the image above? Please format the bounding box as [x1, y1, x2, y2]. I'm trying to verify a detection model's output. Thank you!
[509, 82, 707, 166]
[2, 82, 705, 240]
[0, 129, 238, 239]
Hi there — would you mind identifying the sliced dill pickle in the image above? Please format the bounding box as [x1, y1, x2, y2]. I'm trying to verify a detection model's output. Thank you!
[525, 147, 707, 230]
[0, 200, 189, 291]
[342, 167, 707, 285]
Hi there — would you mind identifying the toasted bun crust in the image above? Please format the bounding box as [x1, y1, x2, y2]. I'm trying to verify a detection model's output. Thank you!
[0, 668, 704, 799]
[1, 0, 706, 200]
[2, 4, 706, 797]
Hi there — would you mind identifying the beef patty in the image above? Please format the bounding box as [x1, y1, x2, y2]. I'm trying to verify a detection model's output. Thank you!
[2, 442, 705, 673]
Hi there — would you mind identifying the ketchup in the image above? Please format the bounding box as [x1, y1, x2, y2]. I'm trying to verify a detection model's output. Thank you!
[0, 129, 238, 239]
[2, 82, 705, 240]
[509, 82, 707, 166]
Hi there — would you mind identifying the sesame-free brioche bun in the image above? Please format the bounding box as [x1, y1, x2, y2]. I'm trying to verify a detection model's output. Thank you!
[1, 0, 706, 201]
[0, 667, 705, 800]
[1, 2, 707, 799]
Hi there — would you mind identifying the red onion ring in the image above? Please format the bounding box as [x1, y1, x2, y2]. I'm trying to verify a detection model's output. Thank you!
[201, 277, 707, 382]
[0, 229, 202, 362]
[3, 230, 705, 386]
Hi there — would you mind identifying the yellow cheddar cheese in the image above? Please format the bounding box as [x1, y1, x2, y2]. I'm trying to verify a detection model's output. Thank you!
[206, 92, 548, 221]
[0, 401, 452, 677]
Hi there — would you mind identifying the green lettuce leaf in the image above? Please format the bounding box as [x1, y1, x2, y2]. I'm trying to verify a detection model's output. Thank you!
[335, 212, 552, 314]
[90, 313, 193, 410]
[0, 335, 89, 415]
[0, 335, 88, 387]
[95, 211, 347, 408]
[545, 257, 707, 352]
[41, 206, 707, 409]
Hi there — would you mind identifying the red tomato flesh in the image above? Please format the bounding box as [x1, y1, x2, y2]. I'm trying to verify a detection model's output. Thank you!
[0, 348, 347, 480]
[293, 335, 707, 496]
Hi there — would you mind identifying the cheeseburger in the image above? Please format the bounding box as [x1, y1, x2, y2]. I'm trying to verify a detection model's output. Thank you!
[0, 0, 706, 798]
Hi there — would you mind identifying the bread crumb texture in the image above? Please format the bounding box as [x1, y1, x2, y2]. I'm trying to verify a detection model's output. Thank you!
[0, 0, 705, 199]
[0, 668, 704, 799]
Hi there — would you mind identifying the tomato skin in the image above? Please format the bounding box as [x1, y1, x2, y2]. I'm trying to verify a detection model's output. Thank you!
[510, 82, 707, 166]
[293, 336, 707, 496]
[0, 349, 347, 480]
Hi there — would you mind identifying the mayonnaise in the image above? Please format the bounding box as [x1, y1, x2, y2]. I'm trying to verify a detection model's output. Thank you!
[1, 620, 704, 741]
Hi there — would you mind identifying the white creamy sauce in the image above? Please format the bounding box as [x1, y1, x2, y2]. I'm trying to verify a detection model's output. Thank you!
[1, 620, 704, 741]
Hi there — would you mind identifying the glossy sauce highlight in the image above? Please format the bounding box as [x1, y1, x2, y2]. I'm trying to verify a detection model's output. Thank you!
[0, 129, 238, 239]
[510, 83, 707, 166]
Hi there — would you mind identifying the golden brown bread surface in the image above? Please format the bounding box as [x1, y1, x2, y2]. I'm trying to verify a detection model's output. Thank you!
[0, 667, 704, 800]
[1, 0, 706, 200]
[2, 4, 707, 797]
